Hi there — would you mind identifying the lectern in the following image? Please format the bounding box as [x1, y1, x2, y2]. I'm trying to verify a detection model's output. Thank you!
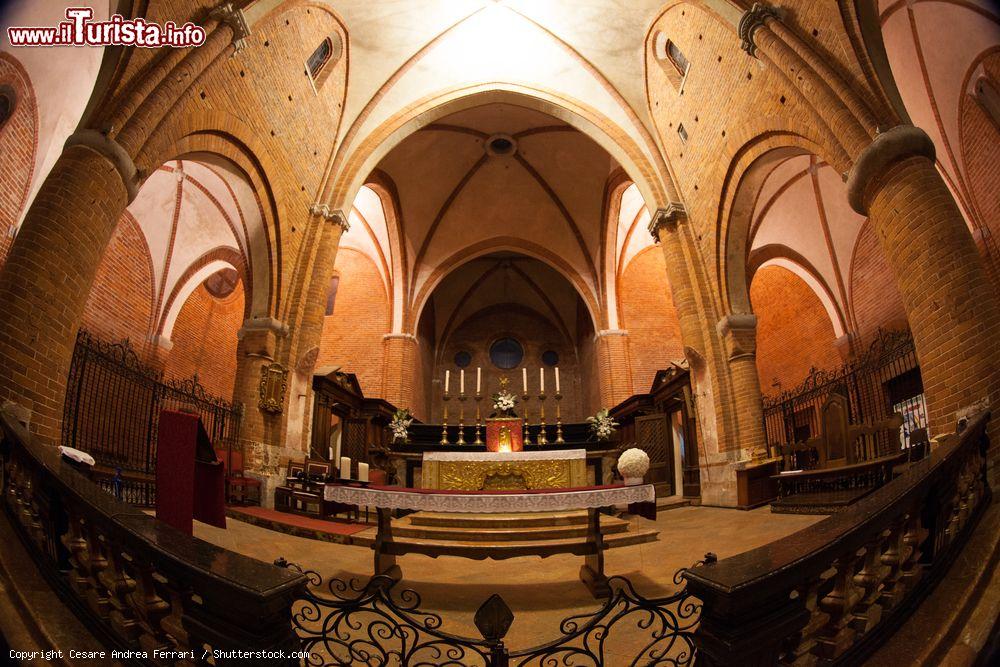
[155, 410, 226, 535]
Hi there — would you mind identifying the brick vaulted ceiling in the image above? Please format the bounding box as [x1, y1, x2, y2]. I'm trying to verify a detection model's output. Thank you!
[370, 102, 633, 337]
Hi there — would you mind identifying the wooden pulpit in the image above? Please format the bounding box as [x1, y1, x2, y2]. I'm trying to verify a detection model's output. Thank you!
[155, 410, 226, 535]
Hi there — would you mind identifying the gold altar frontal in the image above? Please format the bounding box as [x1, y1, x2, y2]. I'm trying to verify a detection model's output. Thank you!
[420, 452, 588, 491]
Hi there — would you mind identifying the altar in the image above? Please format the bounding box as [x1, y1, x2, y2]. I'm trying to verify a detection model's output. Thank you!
[420, 449, 588, 490]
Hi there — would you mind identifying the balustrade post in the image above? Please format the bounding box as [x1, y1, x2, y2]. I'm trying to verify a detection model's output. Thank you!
[814, 555, 862, 659]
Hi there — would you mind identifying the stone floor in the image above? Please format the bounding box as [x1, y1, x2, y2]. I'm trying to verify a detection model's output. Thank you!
[193, 505, 820, 658]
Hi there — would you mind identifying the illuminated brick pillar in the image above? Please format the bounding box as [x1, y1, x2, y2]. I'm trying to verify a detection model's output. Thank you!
[848, 126, 1000, 448]
[382, 333, 419, 413]
[595, 330, 633, 408]
[716, 314, 766, 459]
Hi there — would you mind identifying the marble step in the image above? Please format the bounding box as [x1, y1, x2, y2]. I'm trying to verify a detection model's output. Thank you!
[392, 514, 632, 542]
[349, 527, 660, 555]
[407, 510, 593, 529]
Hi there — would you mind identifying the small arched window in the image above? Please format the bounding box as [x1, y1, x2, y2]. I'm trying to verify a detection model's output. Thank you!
[306, 34, 342, 89]
[0, 86, 15, 131]
[325, 275, 340, 316]
[652, 32, 690, 92]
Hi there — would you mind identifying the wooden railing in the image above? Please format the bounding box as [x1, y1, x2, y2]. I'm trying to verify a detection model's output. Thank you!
[0, 408, 306, 664]
[684, 411, 992, 665]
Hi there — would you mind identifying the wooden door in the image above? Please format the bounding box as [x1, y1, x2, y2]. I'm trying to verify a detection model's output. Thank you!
[635, 413, 673, 496]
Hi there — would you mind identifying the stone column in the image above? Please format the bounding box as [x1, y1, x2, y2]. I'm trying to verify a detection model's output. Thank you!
[594, 330, 632, 408]
[847, 125, 1000, 443]
[232, 316, 289, 505]
[286, 206, 349, 452]
[0, 142, 135, 443]
[716, 314, 766, 459]
[382, 333, 420, 413]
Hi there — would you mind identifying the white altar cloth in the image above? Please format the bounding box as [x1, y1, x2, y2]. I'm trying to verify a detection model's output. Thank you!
[323, 484, 654, 513]
[421, 449, 586, 463]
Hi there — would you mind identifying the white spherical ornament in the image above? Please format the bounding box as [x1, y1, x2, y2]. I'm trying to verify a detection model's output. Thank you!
[617, 447, 650, 485]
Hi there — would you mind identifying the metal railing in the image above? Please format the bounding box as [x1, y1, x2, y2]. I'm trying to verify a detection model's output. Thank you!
[275, 559, 705, 666]
[762, 328, 927, 455]
[61, 329, 242, 505]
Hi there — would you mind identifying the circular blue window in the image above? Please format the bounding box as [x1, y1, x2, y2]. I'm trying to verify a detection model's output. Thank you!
[454, 350, 472, 368]
[541, 350, 559, 367]
[489, 338, 523, 369]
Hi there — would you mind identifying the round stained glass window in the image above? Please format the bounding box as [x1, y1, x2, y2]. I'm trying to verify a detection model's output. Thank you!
[541, 350, 559, 367]
[489, 337, 523, 369]
[454, 351, 472, 368]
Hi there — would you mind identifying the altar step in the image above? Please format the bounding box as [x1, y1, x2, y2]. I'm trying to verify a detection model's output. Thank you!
[349, 510, 659, 555]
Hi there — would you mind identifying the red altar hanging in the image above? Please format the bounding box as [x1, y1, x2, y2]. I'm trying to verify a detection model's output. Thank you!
[484, 417, 524, 452]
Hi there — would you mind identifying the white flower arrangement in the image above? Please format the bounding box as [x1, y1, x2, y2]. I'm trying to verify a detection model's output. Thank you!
[587, 408, 619, 441]
[492, 390, 517, 416]
[617, 448, 650, 483]
[389, 408, 413, 443]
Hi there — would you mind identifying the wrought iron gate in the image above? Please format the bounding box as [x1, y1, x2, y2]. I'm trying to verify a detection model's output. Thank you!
[762, 328, 927, 455]
[61, 330, 243, 505]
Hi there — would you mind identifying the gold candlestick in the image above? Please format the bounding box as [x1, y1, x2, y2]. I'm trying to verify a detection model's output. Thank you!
[554, 392, 565, 444]
[457, 392, 467, 445]
[474, 393, 483, 445]
[521, 392, 531, 445]
[441, 391, 451, 445]
[537, 391, 548, 445]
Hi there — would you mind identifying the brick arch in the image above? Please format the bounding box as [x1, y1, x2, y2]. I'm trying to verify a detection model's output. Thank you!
[717, 137, 829, 319]
[750, 264, 842, 393]
[80, 211, 156, 356]
[599, 169, 635, 330]
[409, 236, 601, 335]
[165, 125, 284, 319]
[156, 246, 248, 340]
[0, 52, 38, 265]
[364, 170, 408, 332]
[747, 243, 847, 337]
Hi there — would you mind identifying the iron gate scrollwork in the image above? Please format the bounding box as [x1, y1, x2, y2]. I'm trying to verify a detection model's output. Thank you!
[276, 557, 705, 666]
[61, 329, 243, 505]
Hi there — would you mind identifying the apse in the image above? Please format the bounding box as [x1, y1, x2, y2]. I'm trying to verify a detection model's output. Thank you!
[415, 252, 596, 422]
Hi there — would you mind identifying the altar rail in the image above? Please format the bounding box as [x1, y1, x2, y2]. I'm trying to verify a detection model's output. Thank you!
[0, 408, 305, 664]
[684, 410, 991, 665]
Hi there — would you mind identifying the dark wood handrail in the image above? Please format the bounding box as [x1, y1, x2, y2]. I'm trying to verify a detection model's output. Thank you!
[0, 407, 307, 662]
[684, 411, 991, 665]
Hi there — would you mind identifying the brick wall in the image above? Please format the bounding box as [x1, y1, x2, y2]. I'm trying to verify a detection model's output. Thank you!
[80, 212, 155, 356]
[961, 53, 1000, 283]
[163, 280, 244, 399]
[0, 53, 37, 265]
[316, 248, 389, 397]
[431, 306, 588, 423]
[849, 220, 908, 341]
[619, 247, 685, 394]
[751, 265, 841, 393]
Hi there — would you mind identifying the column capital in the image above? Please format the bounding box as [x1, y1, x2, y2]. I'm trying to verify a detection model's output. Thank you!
[383, 333, 418, 343]
[210, 2, 251, 52]
[648, 202, 688, 240]
[65, 129, 141, 202]
[309, 203, 350, 231]
[846, 124, 936, 215]
[238, 316, 289, 338]
[738, 2, 781, 58]
[716, 314, 758, 361]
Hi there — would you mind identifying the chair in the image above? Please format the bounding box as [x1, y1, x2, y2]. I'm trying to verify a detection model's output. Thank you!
[219, 448, 261, 506]
[274, 459, 307, 513]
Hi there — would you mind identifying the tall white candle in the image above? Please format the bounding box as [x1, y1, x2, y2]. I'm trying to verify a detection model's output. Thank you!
[358, 462, 369, 483]
[539, 367, 545, 393]
[340, 456, 351, 479]
[476, 367, 482, 394]
[444, 369, 450, 393]
[328, 446, 334, 461]
[522, 367, 528, 392]
[460, 369, 465, 394]
[555, 367, 560, 393]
